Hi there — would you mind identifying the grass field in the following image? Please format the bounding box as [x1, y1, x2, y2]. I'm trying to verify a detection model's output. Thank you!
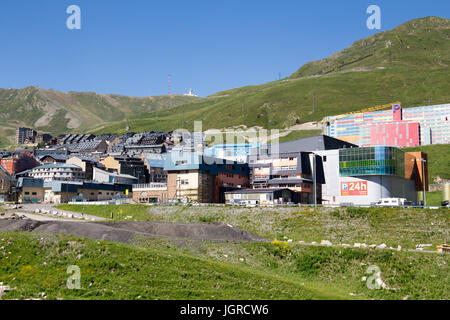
[2, 205, 448, 300]
[0, 227, 448, 300]
[57, 205, 449, 250]
[426, 191, 445, 207]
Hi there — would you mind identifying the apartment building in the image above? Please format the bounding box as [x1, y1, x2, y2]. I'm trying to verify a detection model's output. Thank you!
[100, 155, 149, 184]
[164, 152, 249, 203]
[29, 164, 85, 182]
[66, 156, 105, 180]
[16, 127, 37, 145]
[248, 152, 324, 204]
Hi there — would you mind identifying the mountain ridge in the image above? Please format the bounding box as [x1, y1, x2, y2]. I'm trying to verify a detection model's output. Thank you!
[1, 16, 449, 144]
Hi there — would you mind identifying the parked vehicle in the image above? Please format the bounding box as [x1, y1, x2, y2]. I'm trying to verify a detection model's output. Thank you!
[375, 198, 411, 207]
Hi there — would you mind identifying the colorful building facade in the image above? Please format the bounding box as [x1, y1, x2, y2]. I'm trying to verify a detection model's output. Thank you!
[322, 103, 450, 147]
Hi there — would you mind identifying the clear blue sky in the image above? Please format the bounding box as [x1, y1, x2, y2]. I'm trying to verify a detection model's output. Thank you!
[0, 0, 448, 97]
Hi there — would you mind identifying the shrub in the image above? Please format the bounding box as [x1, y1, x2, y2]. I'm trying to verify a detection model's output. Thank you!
[346, 207, 370, 217]
[295, 248, 332, 276]
[268, 240, 291, 259]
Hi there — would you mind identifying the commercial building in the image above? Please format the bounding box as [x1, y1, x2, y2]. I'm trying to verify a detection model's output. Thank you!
[18, 178, 129, 204]
[315, 146, 428, 205]
[132, 183, 168, 204]
[225, 188, 301, 206]
[322, 103, 450, 146]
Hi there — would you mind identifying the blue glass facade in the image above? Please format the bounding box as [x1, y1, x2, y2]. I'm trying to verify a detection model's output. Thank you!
[339, 147, 405, 177]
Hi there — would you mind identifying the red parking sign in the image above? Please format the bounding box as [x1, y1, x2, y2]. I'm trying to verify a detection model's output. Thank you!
[341, 181, 368, 196]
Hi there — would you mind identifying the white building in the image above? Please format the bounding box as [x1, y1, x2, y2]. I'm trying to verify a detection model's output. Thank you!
[315, 147, 421, 206]
[29, 164, 85, 182]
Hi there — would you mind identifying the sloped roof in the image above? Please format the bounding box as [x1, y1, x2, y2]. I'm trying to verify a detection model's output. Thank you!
[270, 135, 357, 153]
[0, 164, 11, 177]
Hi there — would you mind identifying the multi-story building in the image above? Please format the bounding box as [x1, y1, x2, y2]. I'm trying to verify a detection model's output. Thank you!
[132, 183, 168, 204]
[66, 156, 105, 180]
[18, 177, 129, 204]
[93, 167, 139, 185]
[100, 156, 149, 184]
[16, 127, 37, 145]
[0, 151, 40, 175]
[142, 154, 167, 183]
[164, 152, 249, 203]
[28, 164, 85, 182]
[204, 143, 260, 163]
[225, 188, 301, 205]
[315, 146, 428, 205]
[248, 152, 324, 204]
[0, 164, 16, 202]
[322, 103, 450, 147]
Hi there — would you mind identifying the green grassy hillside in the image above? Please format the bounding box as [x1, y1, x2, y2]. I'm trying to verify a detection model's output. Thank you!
[58, 205, 449, 250]
[0, 86, 200, 141]
[3, 205, 449, 300]
[90, 16, 450, 134]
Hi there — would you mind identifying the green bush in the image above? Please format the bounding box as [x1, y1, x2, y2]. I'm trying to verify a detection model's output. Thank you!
[346, 207, 371, 217]
[295, 248, 332, 276]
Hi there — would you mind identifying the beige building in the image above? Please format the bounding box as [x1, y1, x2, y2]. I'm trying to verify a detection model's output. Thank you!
[167, 171, 215, 203]
[132, 183, 168, 204]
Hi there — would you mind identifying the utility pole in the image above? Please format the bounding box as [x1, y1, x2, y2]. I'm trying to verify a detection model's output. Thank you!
[313, 154, 317, 207]
[156, 104, 159, 119]
[422, 158, 427, 208]
[181, 109, 185, 128]
[428, 95, 431, 105]
[242, 99, 245, 118]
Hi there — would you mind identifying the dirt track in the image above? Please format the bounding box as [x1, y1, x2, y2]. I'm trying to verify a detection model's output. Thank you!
[0, 219, 266, 243]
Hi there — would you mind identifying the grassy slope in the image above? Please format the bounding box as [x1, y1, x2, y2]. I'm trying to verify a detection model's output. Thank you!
[0, 87, 200, 139]
[58, 205, 449, 250]
[2, 205, 448, 300]
[90, 17, 450, 134]
[427, 191, 445, 206]
[0, 232, 353, 300]
[403, 144, 450, 183]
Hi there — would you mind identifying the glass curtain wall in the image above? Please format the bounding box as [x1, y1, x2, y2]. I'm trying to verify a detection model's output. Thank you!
[339, 147, 405, 177]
